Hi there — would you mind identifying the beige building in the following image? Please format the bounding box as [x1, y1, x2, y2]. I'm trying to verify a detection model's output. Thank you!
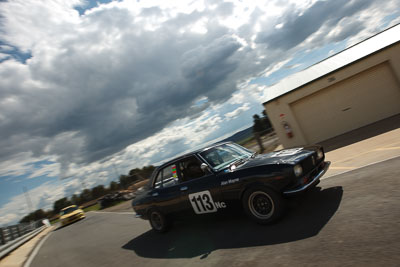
[262, 24, 400, 148]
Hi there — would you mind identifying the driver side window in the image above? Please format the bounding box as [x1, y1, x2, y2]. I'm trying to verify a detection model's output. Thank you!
[179, 156, 207, 182]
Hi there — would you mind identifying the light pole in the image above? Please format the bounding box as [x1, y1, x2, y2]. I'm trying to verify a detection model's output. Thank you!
[22, 186, 33, 214]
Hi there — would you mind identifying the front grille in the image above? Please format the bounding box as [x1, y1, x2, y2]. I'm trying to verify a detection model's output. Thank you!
[300, 154, 316, 174]
[307, 161, 325, 179]
[69, 213, 82, 220]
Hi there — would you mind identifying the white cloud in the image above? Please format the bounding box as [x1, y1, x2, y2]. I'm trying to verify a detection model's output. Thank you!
[0, 0, 82, 52]
[0, 153, 53, 178]
[27, 162, 60, 179]
[0, 45, 14, 52]
[0, 53, 10, 61]
[225, 103, 251, 120]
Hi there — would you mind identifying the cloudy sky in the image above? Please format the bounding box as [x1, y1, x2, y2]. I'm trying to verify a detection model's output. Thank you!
[0, 0, 399, 226]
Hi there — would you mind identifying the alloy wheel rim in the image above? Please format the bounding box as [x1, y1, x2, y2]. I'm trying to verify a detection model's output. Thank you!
[150, 212, 163, 230]
[248, 191, 274, 219]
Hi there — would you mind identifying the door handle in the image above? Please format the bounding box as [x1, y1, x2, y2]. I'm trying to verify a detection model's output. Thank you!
[180, 186, 188, 191]
[152, 192, 159, 197]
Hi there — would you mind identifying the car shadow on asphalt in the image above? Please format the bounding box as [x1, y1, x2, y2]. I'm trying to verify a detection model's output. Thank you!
[122, 186, 343, 259]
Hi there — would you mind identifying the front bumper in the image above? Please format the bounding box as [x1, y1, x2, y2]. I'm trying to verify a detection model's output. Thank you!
[61, 213, 85, 226]
[283, 161, 331, 195]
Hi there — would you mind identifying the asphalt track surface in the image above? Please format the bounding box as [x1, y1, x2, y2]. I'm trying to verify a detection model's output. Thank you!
[30, 157, 400, 267]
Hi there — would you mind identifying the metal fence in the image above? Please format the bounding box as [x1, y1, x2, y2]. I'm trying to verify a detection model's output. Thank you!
[0, 221, 43, 246]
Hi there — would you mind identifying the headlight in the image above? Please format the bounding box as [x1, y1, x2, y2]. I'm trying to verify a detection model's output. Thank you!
[317, 149, 324, 159]
[294, 164, 303, 177]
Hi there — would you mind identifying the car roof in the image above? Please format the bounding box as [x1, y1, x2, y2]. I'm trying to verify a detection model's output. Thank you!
[150, 141, 234, 180]
[160, 141, 233, 165]
[61, 205, 77, 211]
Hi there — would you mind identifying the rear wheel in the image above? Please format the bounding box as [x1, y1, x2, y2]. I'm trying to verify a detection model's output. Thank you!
[242, 187, 285, 224]
[148, 209, 170, 233]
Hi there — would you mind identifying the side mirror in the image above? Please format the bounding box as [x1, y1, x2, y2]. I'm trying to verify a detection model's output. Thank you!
[200, 163, 211, 173]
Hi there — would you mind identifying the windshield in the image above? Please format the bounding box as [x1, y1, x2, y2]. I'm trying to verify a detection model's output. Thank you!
[60, 206, 78, 215]
[200, 143, 253, 171]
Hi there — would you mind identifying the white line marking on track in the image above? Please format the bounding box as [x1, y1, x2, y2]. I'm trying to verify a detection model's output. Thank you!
[329, 167, 357, 170]
[322, 155, 400, 180]
[24, 229, 53, 267]
[374, 147, 400, 151]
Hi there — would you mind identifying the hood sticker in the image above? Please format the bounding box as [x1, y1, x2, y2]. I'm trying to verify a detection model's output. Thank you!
[270, 148, 303, 157]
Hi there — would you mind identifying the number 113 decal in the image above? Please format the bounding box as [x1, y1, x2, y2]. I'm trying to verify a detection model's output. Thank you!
[189, 190, 217, 214]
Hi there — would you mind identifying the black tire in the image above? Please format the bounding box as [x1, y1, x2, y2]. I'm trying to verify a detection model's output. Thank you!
[242, 186, 285, 224]
[148, 209, 170, 233]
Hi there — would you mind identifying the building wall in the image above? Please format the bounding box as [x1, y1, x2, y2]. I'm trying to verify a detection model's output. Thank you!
[264, 42, 400, 148]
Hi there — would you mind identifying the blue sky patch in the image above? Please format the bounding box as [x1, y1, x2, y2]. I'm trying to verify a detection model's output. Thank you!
[0, 41, 32, 63]
[25, 160, 57, 170]
[0, 174, 57, 208]
[250, 40, 348, 86]
[74, 0, 117, 15]
[381, 13, 400, 29]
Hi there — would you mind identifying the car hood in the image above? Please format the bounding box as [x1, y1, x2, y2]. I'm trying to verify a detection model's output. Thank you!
[235, 148, 314, 170]
[60, 210, 83, 220]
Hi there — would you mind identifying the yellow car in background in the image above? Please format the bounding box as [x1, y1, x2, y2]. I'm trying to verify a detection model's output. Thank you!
[60, 205, 85, 226]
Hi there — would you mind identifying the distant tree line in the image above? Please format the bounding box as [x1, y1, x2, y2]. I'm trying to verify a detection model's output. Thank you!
[19, 165, 155, 223]
[260, 110, 273, 134]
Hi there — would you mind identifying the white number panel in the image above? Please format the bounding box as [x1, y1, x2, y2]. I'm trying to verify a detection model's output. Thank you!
[188, 190, 217, 214]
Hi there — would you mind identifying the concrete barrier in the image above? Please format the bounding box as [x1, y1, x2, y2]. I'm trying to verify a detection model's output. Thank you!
[0, 226, 45, 260]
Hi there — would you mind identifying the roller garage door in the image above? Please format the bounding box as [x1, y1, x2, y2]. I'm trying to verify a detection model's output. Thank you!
[290, 62, 400, 144]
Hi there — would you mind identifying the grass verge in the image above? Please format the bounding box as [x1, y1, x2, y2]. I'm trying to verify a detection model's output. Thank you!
[83, 203, 101, 212]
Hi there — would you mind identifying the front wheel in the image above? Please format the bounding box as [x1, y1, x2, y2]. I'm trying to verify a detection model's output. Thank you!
[148, 209, 170, 233]
[242, 187, 285, 224]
